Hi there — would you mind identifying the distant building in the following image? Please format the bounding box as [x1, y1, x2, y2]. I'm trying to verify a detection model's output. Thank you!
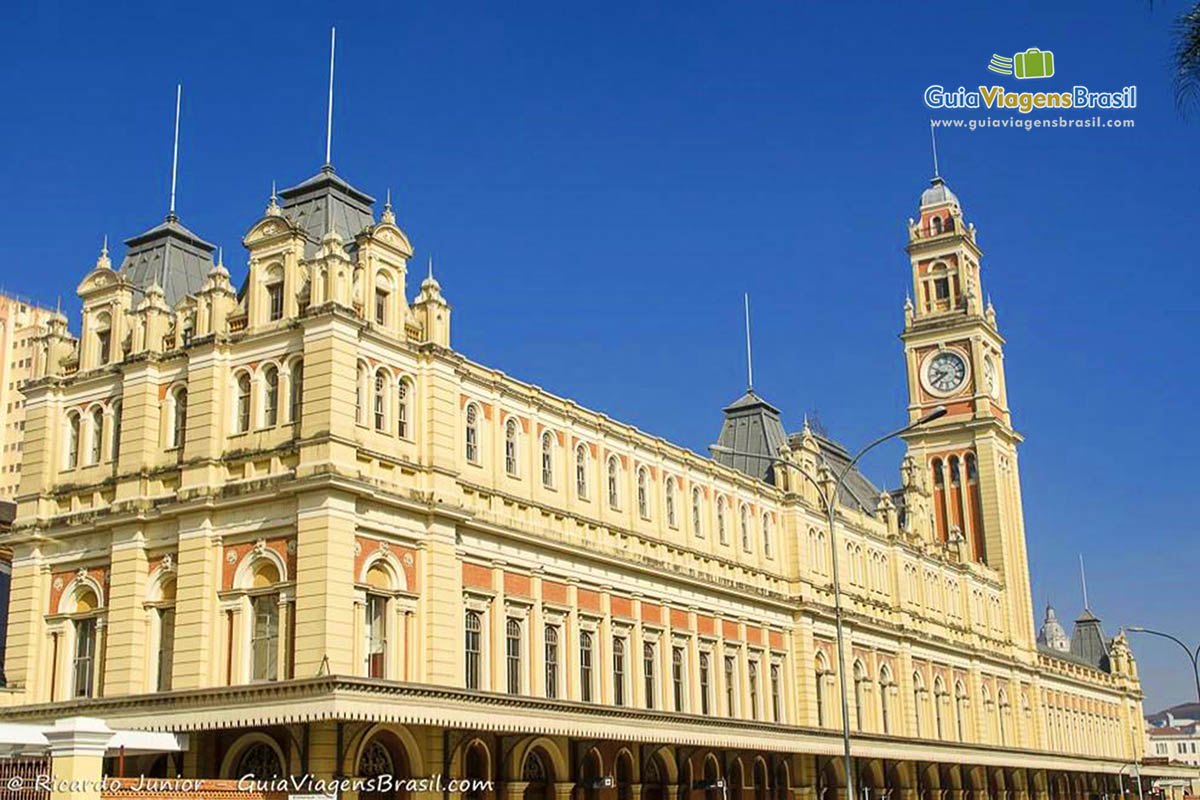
[0, 294, 56, 498]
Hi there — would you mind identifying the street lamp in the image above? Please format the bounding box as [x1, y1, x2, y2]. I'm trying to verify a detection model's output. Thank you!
[1124, 626, 1200, 704]
[1118, 762, 1145, 800]
[710, 405, 946, 800]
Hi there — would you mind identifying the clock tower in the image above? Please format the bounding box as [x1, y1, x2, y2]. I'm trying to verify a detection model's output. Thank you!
[900, 173, 1036, 652]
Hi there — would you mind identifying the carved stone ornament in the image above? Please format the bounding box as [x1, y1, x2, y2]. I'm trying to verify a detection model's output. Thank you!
[160, 554, 175, 573]
[226, 550, 238, 564]
[253, 538, 267, 556]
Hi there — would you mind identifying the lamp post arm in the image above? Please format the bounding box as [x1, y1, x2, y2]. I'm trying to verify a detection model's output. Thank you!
[1127, 627, 1200, 704]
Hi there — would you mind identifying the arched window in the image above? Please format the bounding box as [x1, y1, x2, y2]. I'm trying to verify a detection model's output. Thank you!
[933, 676, 946, 739]
[853, 660, 867, 731]
[955, 681, 968, 741]
[235, 372, 252, 433]
[691, 487, 703, 537]
[607, 456, 619, 508]
[64, 411, 80, 469]
[636, 468, 649, 518]
[465, 404, 479, 463]
[762, 513, 773, 558]
[579, 630, 594, 702]
[93, 312, 111, 366]
[814, 654, 828, 727]
[643, 642, 656, 709]
[171, 387, 187, 449]
[505, 419, 519, 475]
[506, 618, 522, 694]
[576, 445, 588, 499]
[374, 272, 392, 326]
[263, 365, 279, 427]
[544, 625, 559, 699]
[396, 378, 410, 438]
[740, 504, 751, 552]
[717, 497, 727, 544]
[250, 592, 280, 681]
[613, 637, 627, 705]
[672, 647, 685, 712]
[665, 478, 677, 527]
[464, 610, 482, 689]
[699, 652, 712, 715]
[931, 216, 943, 235]
[998, 690, 1010, 745]
[879, 665, 893, 734]
[356, 363, 366, 424]
[110, 401, 122, 462]
[541, 432, 554, 487]
[373, 370, 387, 431]
[88, 407, 103, 465]
[289, 361, 304, 424]
[912, 672, 924, 736]
[266, 268, 284, 322]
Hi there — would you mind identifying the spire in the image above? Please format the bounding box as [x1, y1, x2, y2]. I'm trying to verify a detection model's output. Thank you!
[266, 180, 281, 216]
[929, 119, 940, 179]
[95, 235, 111, 270]
[169, 84, 182, 220]
[744, 292, 754, 391]
[381, 187, 395, 225]
[325, 27, 336, 168]
[1079, 553, 1090, 611]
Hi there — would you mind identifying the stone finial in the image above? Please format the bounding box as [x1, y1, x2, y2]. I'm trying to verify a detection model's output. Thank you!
[266, 181, 282, 216]
[381, 188, 396, 225]
[95, 235, 112, 271]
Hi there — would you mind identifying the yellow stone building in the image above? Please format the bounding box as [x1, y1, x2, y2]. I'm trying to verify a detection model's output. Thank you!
[0, 293, 57, 499]
[0, 161, 1177, 799]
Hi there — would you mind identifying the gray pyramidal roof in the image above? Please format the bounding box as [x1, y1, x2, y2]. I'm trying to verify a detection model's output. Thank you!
[713, 390, 788, 485]
[1068, 608, 1111, 671]
[117, 213, 215, 308]
[278, 166, 376, 258]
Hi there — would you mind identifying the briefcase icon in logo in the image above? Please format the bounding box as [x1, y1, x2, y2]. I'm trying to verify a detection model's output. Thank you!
[1013, 48, 1054, 79]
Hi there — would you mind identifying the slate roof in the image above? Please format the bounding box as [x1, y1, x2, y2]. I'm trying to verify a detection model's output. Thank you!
[278, 166, 376, 258]
[712, 390, 788, 485]
[1068, 608, 1111, 671]
[803, 431, 882, 514]
[117, 214, 215, 307]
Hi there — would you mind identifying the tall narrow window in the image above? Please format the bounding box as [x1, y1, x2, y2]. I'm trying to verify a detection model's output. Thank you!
[65, 412, 80, 469]
[544, 625, 559, 699]
[505, 419, 518, 475]
[267, 282, 284, 321]
[740, 504, 751, 551]
[665, 478, 677, 527]
[172, 388, 187, 448]
[290, 362, 304, 424]
[637, 468, 649, 518]
[396, 379, 409, 438]
[365, 594, 387, 678]
[879, 667, 893, 734]
[374, 371, 386, 431]
[579, 631, 593, 702]
[96, 329, 111, 365]
[465, 611, 482, 690]
[465, 405, 479, 463]
[73, 618, 96, 698]
[236, 373, 252, 433]
[156, 607, 175, 691]
[607, 457, 619, 508]
[955, 684, 968, 742]
[815, 656, 828, 727]
[250, 595, 279, 681]
[913, 675, 923, 736]
[643, 642, 656, 709]
[717, 497, 727, 544]
[672, 647, 685, 712]
[506, 618, 522, 694]
[613, 638, 626, 706]
[762, 514, 773, 558]
[934, 679, 946, 739]
[576, 445, 588, 499]
[264, 366, 279, 427]
[541, 432, 554, 487]
[375, 288, 389, 325]
[111, 401, 122, 462]
[724, 655, 736, 715]
[853, 662, 866, 731]
[748, 660, 760, 720]
[692, 487, 703, 537]
[699, 653, 711, 715]
[356, 365, 366, 424]
[89, 407, 103, 465]
[770, 663, 781, 722]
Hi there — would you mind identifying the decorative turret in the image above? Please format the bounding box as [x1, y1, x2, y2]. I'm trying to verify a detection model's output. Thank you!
[1037, 604, 1070, 653]
[712, 389, 788, 485]
[412, 257, 451, 348]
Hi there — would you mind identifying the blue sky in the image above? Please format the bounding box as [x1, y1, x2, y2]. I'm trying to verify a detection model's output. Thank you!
[2, 1, 1197, 712]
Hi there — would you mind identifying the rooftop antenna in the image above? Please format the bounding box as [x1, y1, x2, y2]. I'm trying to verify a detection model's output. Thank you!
[428, 254, 434, 280]
[929, 120, 940, 179]
[1079, 553, 1090, 611]
[169, 84, 182, 218]
[744, 292, 754, 391]
[325, 27, 336, 168]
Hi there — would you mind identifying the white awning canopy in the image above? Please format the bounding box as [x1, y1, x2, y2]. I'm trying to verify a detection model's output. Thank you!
[0, 719, 186, 757]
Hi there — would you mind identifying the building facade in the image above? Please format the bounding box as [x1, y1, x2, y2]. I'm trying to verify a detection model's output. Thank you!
[0, 163, 1177, 799]
[0, 294, 56, 499]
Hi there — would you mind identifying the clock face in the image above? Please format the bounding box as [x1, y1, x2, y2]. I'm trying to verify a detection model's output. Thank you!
[926, 351, 967, 394]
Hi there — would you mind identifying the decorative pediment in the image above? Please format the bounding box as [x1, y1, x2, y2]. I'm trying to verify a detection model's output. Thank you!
[360, 222, 413, 258]
[243, 215, 301, 248]
[76, 267, 127, 297]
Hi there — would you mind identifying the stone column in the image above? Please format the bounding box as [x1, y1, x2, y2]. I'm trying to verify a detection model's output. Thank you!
[102, 525, 149, 695]
[44, 717, 113, 800]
